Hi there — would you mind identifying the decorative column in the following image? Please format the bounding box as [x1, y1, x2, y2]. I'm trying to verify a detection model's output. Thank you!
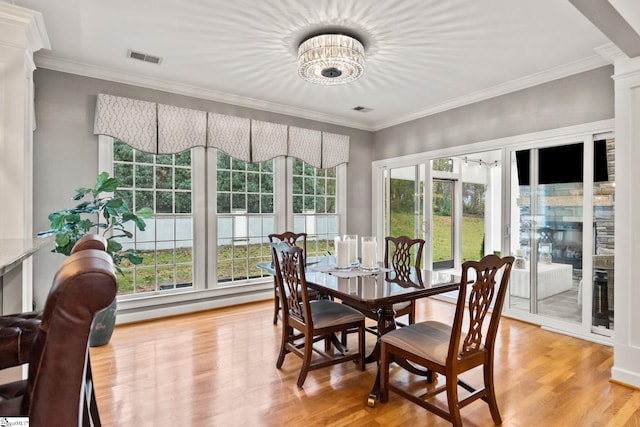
[608, 46, 640, 388]
[0, 4, 49, 313]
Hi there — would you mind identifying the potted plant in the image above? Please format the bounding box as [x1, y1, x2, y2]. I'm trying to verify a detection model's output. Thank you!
[38, 171, 152, 346]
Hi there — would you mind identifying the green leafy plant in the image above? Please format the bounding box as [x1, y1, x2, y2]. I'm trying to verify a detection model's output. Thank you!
[38, 172, 153, 272]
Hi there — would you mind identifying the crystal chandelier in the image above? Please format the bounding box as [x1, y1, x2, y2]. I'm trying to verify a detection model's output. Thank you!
[297, 34, 365, 85]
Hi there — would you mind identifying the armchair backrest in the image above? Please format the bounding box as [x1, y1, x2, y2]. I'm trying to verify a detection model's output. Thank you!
[449, 254, 514, 366]
[70, 234, 108, 254]
[25, 248, 117, 426]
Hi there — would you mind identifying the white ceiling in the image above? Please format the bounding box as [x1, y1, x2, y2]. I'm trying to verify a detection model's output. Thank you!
[14, 0, 613, 131]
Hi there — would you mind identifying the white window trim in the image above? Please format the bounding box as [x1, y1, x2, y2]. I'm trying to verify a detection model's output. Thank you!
[371, 118, 615, 344]
[99, 138, 349, 323]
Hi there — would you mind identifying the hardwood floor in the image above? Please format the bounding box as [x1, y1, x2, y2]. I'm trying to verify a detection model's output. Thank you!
[90, 298, 640, 426]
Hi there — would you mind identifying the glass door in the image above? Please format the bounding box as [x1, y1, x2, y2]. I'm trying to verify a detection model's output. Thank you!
[509, 142, 589, 326]
[591, 138, 615, 335]
[503, 134, 616, 341]
[383, 165, 425, 264]
[432, 178, 455, 269]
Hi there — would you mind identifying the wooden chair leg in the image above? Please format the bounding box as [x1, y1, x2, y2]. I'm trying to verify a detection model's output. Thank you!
[276, 326, 291, 368]
[297, 334, 314, 387]
[358, 323, 365, 371]
[446, 376, 463, 427]
[273, 283, 280, 325]
[484, 361, 502, 425]
[379, 343, 390, 402]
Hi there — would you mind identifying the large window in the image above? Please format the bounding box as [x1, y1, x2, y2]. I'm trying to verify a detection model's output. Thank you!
[112, 140, 194, 296]
[216, 151, 275, 283]
[291, 158, 338, 258]
[101, 138, 346, 299]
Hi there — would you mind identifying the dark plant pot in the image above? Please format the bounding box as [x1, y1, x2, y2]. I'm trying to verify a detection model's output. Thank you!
[90, 298, 117, 347]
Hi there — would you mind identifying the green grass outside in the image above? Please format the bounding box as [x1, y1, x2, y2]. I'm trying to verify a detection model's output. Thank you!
[391, 213, 485, 262]
[117, 214, 484, 294]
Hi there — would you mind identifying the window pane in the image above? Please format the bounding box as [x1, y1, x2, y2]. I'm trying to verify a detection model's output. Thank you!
[175, 192, 192, 214]
[175, 168, 191, 190]
[114, 163, 133, 187]
[232, 158, 245, 171]
[232, 171, 246, 192]
[115, 190, 133, 210]
[156, 191, 173, 213]
[135, 165, 154, 188]
[217, 170, 230, 192]
[261, 195, 273, 213]
[156, 154, 173, 165]
[156, 167, 173, 189]
[217, 193, 231, 213]
[261, 173, 273, 193]
[247, 172, 259, 192]
[232, 193, 246, 211]
[217, 151, 230, 169]
[247, 194, 260, 213]
[136, 191, 154, 211]
[136, 151, 154, 164]
[175, 150, 191, 166]
[114, 141, 133, 162]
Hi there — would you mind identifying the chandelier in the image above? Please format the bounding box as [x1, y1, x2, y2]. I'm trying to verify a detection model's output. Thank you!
[297, 34, 365, 85]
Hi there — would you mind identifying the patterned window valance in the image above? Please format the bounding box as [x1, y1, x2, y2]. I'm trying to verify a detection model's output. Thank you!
[93, 93, 349, 168]
[158, 104, 207, 154]
[207, 112, 251, 162]
[288, 127, 322, 168]
[93, 94, 157, 153]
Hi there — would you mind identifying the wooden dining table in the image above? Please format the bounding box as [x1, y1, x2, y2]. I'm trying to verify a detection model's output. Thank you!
[258, 258, 462, 405]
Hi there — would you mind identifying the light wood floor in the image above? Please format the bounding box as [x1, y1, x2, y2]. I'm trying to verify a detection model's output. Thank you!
[90, 298, 640, 426]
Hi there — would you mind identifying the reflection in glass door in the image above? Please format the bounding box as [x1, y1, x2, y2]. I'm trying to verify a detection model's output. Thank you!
[591, 138, 615, 335]
[509, 143, 585, 325]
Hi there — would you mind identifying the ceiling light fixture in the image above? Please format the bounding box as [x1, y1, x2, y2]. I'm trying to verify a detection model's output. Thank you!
[298, 33, 365, 85]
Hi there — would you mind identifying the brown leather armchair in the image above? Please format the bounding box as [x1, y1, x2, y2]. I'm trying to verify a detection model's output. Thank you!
[0, 235, 109, 373]
[0, 235, 116, 426]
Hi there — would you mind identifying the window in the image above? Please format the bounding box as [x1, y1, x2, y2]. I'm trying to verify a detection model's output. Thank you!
[101, 137, 347, 301]
[216, 151, 275, 283]
[112, 140, 194, 296]
[291, 158, 339, 258]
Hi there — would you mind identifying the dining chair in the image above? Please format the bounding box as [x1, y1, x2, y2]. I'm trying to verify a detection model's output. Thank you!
[383, 235, 426, 325]
[272, 244, 366, 387]
[379, 254, 514, 427]
[268, 232, 308, 325]
[340, 235, 425, 343]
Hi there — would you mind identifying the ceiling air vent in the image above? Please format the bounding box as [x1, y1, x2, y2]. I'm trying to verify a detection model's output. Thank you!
[127, 50, 162, 65]
[352, 106, 373, 113]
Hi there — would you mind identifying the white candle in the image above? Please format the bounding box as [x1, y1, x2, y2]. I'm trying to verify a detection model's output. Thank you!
[336, 239, 350, 268]
[344, 234, 358, 265]
[362, 238, 377, 269]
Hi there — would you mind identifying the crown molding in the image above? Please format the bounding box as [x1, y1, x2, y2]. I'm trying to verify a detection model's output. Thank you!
[34, 54, 374, 131]
[34, 51, 609, 134]
[0, 2, 50, 53]
[371, 53, 610, 131]
[595, 43, 627, 63]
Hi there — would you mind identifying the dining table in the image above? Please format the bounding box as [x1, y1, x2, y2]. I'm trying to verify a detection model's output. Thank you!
[258, 257, 462, 406]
